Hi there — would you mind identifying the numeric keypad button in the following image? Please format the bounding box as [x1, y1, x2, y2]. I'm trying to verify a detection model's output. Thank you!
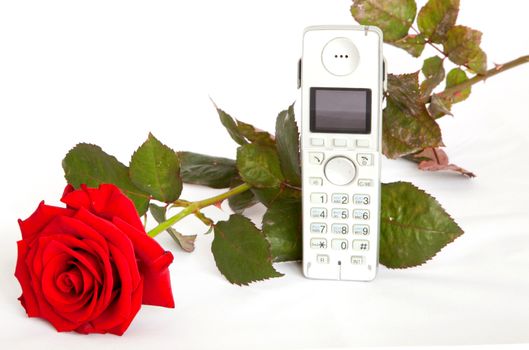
[331, 239, 348, 250]
[352, 240, 369, 251]
[310, 208, 327, 219]
[331, 208, 348, 219]
[353, 194, 370, 205]
[353, 209, 370, 220]
[331, 224, 349, 234]
[310, 223, 327, 234]
[310, 193, 327, 204]
[310, 238, 328, 249]
[331, 193, 349, 204]
[353, 224, 370, 235]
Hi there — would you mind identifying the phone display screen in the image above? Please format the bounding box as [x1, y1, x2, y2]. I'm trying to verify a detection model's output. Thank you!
[310, 87, 371, 134]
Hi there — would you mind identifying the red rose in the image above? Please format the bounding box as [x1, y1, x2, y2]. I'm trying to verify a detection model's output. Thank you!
[15, 184, 174, 335]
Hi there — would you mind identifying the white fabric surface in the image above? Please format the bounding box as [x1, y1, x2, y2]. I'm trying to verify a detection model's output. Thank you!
[1, 0, 528, 349]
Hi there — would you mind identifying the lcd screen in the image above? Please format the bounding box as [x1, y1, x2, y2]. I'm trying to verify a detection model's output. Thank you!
[310, 88, 371, 134]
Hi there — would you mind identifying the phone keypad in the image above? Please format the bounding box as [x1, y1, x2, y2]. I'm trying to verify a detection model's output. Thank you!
[306, 150, 376, 267]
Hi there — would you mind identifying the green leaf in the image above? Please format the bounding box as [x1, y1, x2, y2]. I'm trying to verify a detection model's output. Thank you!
[251, 187, 301, 208]
[149, 204, 196, 252]
[63, 143, 150, 215]
[420, 56, 445, 99]
[236, 144, 285, 188]
[443, 25, 487, 74]
[262, 200, 302, 262]
[393, 34, 426, 57]
[129, 133, 182, 203]
[417, 0, 459, 43]
[445, 67, 471, 103]
[178, 151, 237, 189]
[228, 179, 259, 213]
[275, 104, 301, 187]
[380, 182, 464, 268]
[351, 0, 417, 42]
[215, 106, 248, 146]
[383, 73, 444, 158]
[212, 214, 283, 285]
[428, 68, 470, 118]
[236, 120, 275, 147]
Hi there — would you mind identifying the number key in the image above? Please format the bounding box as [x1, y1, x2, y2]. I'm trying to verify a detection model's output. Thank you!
[310, 193, 327, 204]
[353, 224, 370, 235]
[331, 239, 348, 250]
[310, 223, 327, 234]
[310, 208, 327, 219]
[331, 193, 349, 204]
[331, 208, 348, 219]
[353, 194, 370, 205]
[353, 209, 370, 220]
[331, 224, 348, 234]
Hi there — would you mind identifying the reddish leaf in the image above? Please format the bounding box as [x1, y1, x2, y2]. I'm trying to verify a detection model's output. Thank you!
[412, 147, 475, 177]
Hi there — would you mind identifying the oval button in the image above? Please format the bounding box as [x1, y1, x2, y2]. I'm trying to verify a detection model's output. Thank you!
[324, 156, 356, 186]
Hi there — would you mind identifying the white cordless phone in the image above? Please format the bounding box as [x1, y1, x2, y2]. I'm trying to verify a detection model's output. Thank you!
[300, 25, 386, 281]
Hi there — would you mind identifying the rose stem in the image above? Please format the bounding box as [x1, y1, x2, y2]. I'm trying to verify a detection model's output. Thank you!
[435, 55, 529, 100]
[147, 182, 251, 238]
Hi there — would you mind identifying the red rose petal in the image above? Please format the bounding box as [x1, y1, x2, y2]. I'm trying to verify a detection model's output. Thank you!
[28, 263, 80, 333]
[61, 184, 75, 199]
[113, 217, 175, 308]
[74, 208, 140, 286]
[38, 238, 108, 323]
[41, 238, 103, 284]
[15, 240, 40, 317]
[89, 244, 141, 333]
[61, 184, 144, 231]
[41, 215, 110, 258]
[107, 280, 143, 336]
[41, 253, 77, 307]
[18, 201, 74, 243]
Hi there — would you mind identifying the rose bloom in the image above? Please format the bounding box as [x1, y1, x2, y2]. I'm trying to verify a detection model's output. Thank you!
[15, 184, 174, 335]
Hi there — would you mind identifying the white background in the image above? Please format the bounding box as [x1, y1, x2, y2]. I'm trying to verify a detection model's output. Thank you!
[1, 0, 529, 349]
